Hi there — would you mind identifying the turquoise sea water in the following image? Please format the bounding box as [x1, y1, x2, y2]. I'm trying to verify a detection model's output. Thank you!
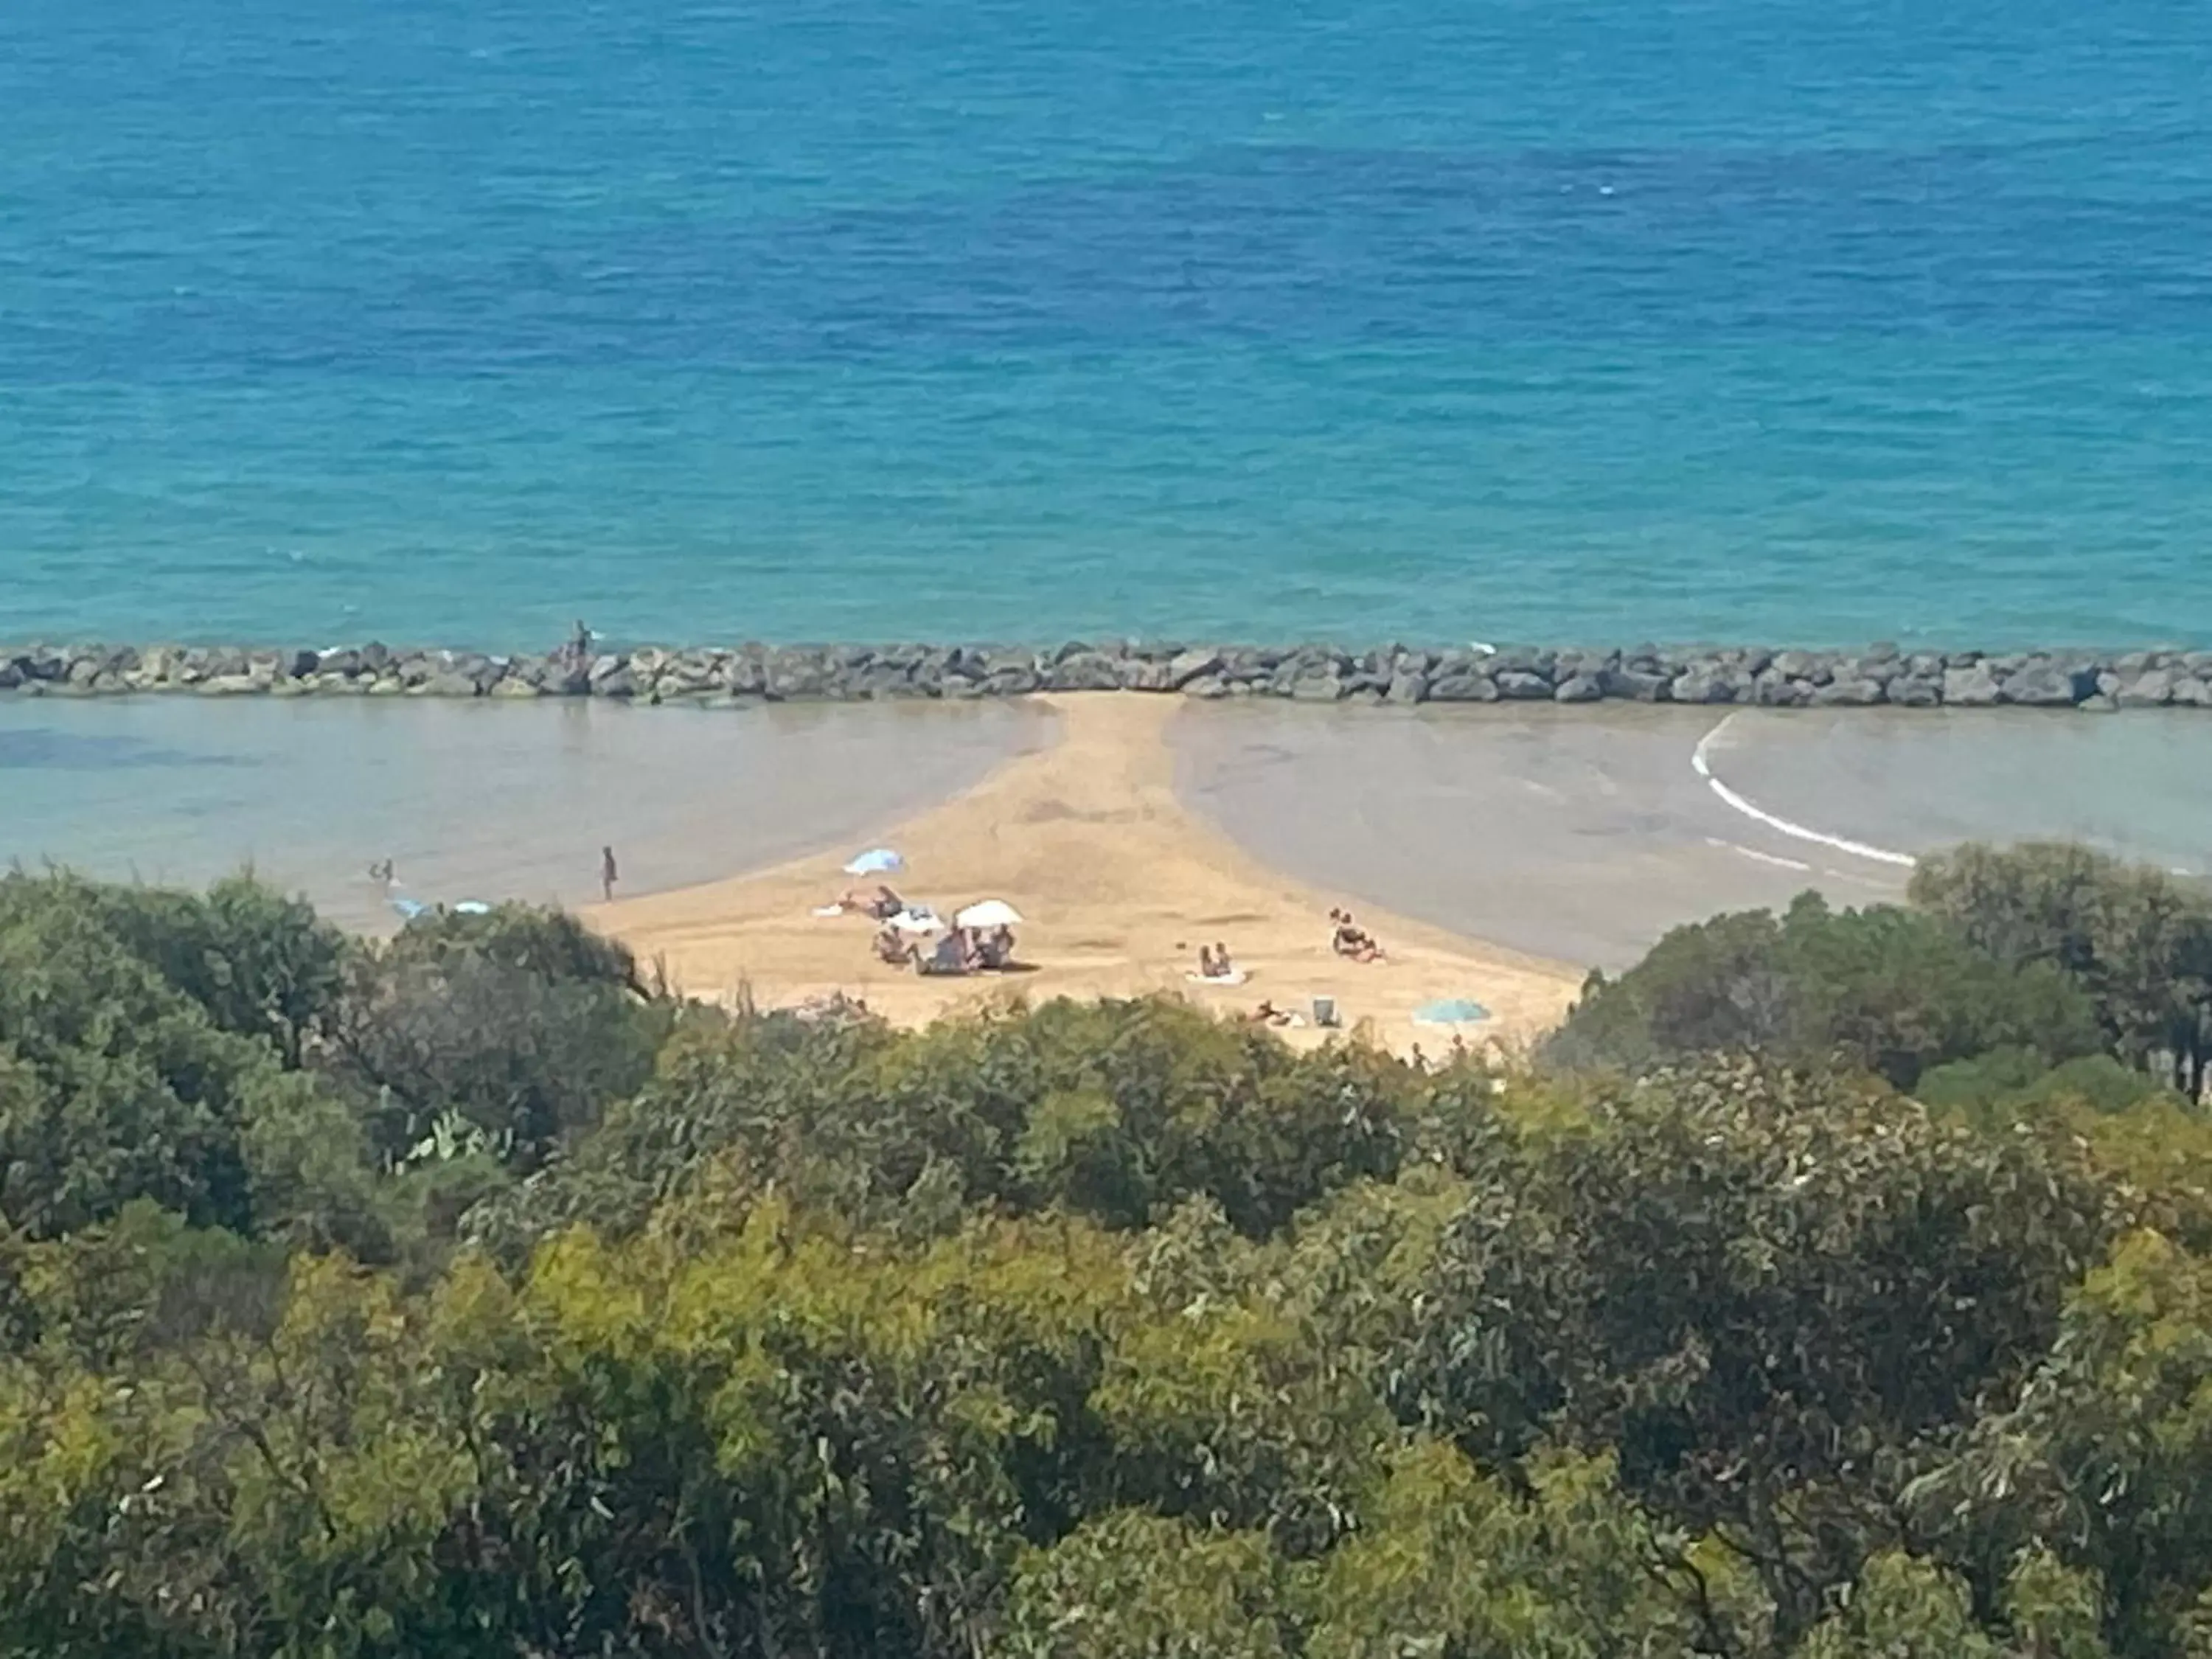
[4, 0, 2210, 649]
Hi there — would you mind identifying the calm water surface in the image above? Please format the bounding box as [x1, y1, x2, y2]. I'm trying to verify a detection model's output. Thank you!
[0, 695, 1047, 930]
[2, 0, 2208, 648]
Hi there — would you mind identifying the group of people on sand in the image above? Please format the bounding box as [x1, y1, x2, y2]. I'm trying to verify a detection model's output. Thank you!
[1194, 908, 1388, 1029]
[824, 883, 1021, 978]
[1192, 941, 1241, 984]
[1329, 907, 1386, 963]
[888, 920, 1019, 975]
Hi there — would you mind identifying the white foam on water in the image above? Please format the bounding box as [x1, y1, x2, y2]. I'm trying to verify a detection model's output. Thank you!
[1703, 835, 1812, 873]
[1691, 714, 1917, 869]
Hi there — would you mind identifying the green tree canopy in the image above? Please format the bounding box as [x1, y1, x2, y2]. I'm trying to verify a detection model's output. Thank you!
[1910, 843, 2212, 1093]
[1398, 1060, 2118, 1646]
[1545, 891, 2101, 1088]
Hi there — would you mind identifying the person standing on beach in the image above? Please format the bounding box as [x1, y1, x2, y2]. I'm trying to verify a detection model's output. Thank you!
[600, 844, 619, 902]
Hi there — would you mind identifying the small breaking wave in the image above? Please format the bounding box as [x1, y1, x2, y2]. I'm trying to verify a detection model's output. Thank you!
[1691, 714, 1917, 869]
[1703, 836, 1813, 873]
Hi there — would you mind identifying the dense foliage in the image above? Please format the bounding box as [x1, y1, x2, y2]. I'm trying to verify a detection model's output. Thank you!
[0, 848, 2209, 1658]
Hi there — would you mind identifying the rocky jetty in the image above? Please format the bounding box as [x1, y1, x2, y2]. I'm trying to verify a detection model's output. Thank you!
[3, 639, 2209, 711]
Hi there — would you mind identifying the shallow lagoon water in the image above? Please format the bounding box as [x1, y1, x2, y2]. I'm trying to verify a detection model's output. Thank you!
[1175, 703, 2212, 968]
[0, 695, 1049, 932]
[2, 692, 2202, 964]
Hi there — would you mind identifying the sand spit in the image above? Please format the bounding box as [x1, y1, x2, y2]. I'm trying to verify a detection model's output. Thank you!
[591, 694, 1584, 1054]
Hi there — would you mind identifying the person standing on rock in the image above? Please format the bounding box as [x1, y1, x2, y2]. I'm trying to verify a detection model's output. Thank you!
[600, 844, 619, 902]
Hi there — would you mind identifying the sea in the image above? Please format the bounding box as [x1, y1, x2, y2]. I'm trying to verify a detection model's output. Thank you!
[3, 0, 2209, 954]
[4, 0, 2211, 652]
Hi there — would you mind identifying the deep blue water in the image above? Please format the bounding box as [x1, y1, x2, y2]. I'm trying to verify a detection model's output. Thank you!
[4, 0, 2210, 650]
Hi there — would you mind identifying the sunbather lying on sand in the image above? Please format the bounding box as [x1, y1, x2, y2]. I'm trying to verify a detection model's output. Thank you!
[824, 883, 906, 920]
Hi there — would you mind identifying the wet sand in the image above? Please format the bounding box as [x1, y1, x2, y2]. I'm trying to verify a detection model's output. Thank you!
[592, 695, 1585, 1054]
[0, 695, 1049, 931]
[1175, 701, 2212, 969]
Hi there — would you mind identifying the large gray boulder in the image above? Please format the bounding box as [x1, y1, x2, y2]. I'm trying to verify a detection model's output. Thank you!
[2115, 669, 2177, 708]
[1770, 650, 1832, 683]
[1047, 653, 1124, 692]
[1427, 671, 1500, 702]
[1553, 672, 1604, 703]
[1943, 664, 2002, 706]
[1669, 668, 1736, 705]
[852, 661, 921, 698]
[1886, 676, 1942, 708]
[1553, 649, 1618, 682]
[766, 648, 832, 699]
[1749, 670, 1809, 707]
[1809, 677, 1885, 707]
[1385, 672, 1429, 705]
[1290, 672, 1346, 703]
[1495, 669, 1555, 700]
[1168, 648, 1222, 689]
[1604, 667, 1673, 703]
[1998, 662, 2093, 706]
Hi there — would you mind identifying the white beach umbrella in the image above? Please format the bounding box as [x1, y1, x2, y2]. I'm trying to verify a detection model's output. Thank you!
[955, 899, 1023, 930]
[843, 847, 905, 875]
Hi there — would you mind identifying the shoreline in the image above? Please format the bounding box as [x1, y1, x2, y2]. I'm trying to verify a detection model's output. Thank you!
[588, 694, 1587, 1057]
[7, 638, 2212, 713]
[10, 691, 2202, 979]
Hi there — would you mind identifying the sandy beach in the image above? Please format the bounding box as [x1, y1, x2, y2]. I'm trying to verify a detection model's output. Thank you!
[591, 694, 1586, 1054]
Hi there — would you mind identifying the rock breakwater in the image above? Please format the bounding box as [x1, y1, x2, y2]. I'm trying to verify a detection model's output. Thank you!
[4, 640, 2211, 711]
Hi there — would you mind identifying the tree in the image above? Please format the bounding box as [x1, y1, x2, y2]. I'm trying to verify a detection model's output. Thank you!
[0, 870, 354, 1069]
[1910, 844, 2212, 1095]
[1546, 893, 2101, 1089]
[503, 996, 1414, 1255]
[321, 905, 669, 1170]
[0, 897, 278, 1237]
[1919, 1231, 2212, 1659]
[1794, 1550, 1999, 1659]
[1299, 1441, 1721, 1658]
[1397, 1060, 2118, 1646]
[996, 1510, 1288, 1659]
